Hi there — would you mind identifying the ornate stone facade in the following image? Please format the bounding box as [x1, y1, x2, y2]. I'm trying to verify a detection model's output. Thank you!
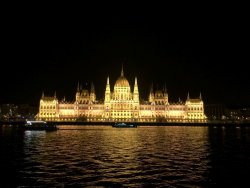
[37, 68, 207, 122]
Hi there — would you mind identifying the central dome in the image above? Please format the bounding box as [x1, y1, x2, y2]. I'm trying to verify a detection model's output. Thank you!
[115, 76, 130, 87]
[114, 66, 130, 87]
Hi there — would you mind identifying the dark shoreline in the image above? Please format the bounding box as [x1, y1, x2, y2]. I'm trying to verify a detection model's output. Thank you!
[1, 120, 250, 127]
[50, 121, 250, 127]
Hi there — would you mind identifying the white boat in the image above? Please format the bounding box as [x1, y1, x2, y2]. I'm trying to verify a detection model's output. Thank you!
[25, 120, 47, 126]
[112, 122, 137, 128]
[25, 120, 58, 131]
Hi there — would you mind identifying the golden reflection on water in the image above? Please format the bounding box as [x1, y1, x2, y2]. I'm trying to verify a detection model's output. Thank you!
[22, 125, 211, 187]
[2, 125, 250, 187]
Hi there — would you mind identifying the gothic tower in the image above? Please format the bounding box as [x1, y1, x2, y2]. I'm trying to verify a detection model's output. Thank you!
[90, 82, 96, 102]
[149, 84, 154, 103]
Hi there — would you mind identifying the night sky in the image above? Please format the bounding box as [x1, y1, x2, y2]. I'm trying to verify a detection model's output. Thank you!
[1, 7, 249, 107]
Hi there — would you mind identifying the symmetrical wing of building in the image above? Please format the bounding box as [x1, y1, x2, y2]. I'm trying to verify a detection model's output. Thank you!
[37, 68, 207, 122]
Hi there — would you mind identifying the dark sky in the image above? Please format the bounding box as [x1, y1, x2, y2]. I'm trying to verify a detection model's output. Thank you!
[1, 7, 249, 106]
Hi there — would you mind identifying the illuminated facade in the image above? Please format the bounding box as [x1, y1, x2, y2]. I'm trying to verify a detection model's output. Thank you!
[37, 68, 207, 122]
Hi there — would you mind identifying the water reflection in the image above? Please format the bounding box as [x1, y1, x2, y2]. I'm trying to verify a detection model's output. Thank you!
[18, 126, 210, 187]
[1, 125, 250, 187]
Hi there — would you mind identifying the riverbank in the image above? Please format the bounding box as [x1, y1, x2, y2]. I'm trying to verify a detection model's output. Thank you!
[48, 121, 250, 127]
[1, 120, 250, 127]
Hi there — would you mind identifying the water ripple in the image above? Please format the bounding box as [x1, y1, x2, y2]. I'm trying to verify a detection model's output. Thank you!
[2, 125, 250, 187]
[11, 126, 210, 187]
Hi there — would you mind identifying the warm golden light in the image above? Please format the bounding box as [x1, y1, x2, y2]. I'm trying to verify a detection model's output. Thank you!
[36, 68, 207, 122]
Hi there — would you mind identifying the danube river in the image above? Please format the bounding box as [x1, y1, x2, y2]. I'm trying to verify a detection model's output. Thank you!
[1, 125, 250, 187]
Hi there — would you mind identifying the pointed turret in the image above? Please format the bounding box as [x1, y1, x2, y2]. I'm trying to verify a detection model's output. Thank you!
[134, 77, 138, 93]
[163, 84, 168, 105]
[187, 92, 190, 100]
[54, 91, 56, 99]
[76, 82, 81, 102]
[133, 77, 139, 102]
[104, 76, 111, 119]
[105, 76, 111, 103]
[106, 76, 110, 91]
[149, 83, 154, 103]
[90, 82, 96, 102]
[199, 92, 202, 100]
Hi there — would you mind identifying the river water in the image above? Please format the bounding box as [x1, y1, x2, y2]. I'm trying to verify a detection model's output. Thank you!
[1, 125, 250, 187]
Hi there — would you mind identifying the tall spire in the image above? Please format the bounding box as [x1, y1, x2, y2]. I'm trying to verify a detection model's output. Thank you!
[105, 76, 110, 93]
[42, 91, 44, 99]
[133, 77, 139, 103]
[121, 64, 124, 77]
[199, 92, 202, 100]
[90, 82, 96, 102]
[187, 92, 190, 100]
[149, 83, 154, 102]
[54, 91, 56, 99]
[134, 77, 138, 93]
[76, 82, 80, 101]
[163, 84, 168, 104]
[105, 76, 111, 103]
[107, 76, 110, 85]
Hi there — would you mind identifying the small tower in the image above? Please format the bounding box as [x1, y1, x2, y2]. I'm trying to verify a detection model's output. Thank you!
[90, 82, 96, 102]
[76, 82, 81, 102]
[104, 76, 111, 119]
[104, 76, 111, 103]
[133, 77, 140, 118]
[149, 84, 154, 103]
[133, 77, 139, 102]
[163, 84, 168, 105]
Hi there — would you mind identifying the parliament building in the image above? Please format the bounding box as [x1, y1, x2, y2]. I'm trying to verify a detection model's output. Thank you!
[36, 68, 207, 122]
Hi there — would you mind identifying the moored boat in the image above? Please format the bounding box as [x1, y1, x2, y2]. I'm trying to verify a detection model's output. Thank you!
[112, 122, 137, 128]
[25, 120, 58, 131]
